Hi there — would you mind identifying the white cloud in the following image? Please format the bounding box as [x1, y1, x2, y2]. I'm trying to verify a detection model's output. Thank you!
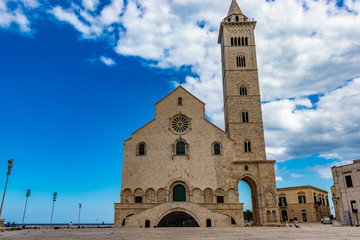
[2, 0, 360, 163]
[99, 55, 116, 66]
[311, 165, 333, 179]
[0, 0, 38, 32]
[276, 176, 284, 182]
[263, 78, 360, 161]
[290, 173, 306, 178]
[82, 0, 99, 12]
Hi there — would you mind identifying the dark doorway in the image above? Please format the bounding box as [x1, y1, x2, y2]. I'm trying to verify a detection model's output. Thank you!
[281, 210, 288, 222]
[206, 219, 211, 227]
[302, 213, 307, 222]
[157, 211, 199, 227]
[173, 184, 186, 201]
[145, 220, 150, 228]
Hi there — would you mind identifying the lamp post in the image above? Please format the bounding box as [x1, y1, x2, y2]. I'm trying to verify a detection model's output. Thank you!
[0, 159, 14, 223]
[21, 189, 31, 226]
[78, 203, 81, 225]
[50, 192, 57, 225]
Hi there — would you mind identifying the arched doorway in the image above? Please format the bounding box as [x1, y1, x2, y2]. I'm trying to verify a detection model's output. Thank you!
[145, 220, 150, 228]
[281, 210, 288, 222]
[157, 211, 199, 227]
[173, 184, 186, 201]
[206, 219, 211, 227]
[238, 176, 259, 225]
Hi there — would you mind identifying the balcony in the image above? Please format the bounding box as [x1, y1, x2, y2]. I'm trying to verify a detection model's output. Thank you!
[279, 202, 287, 207]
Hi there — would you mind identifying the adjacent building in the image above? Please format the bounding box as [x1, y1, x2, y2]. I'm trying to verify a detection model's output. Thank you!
[114, 0, 281, 228]
[331, 160, 360, 226]
[277, 186, 330, 223]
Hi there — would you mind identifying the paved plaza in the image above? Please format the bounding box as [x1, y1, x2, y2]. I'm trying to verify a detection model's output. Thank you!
[1, 224, 360, 240]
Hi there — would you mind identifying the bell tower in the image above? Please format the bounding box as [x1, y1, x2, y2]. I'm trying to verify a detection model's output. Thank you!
[218, 0, 266, 161]
[218, 0, 281, 226]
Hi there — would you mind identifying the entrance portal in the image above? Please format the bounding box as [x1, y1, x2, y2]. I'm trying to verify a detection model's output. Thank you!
[157, 211, 199, 227]
[173, 184, 186, 201]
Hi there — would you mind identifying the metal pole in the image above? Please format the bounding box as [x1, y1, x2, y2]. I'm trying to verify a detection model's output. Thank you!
[78, 203, 81, 225]
[50, 201, 55, 225]
[0, 159, 14, 218]
[22, 190, 31, 226]
[50, 192, 57, 225]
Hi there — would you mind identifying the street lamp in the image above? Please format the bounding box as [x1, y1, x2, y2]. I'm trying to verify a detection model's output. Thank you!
[50, 192, 57, 225]
[78, 203, 82, 225]
[21, 189, 31, 226]
[0, 159, 14, 222]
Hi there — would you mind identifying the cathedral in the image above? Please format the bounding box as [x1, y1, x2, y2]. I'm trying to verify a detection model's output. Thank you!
[114, 0, 280, 227]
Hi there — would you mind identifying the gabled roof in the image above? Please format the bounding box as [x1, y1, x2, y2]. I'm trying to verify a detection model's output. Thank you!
[227, 0, 243, 16]
[155, 85, 205, 106]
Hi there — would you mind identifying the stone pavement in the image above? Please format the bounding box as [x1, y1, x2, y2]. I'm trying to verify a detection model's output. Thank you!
[1, 224, 360, 240]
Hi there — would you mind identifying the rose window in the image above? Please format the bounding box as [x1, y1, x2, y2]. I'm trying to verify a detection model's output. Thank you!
[171, 116, 189, 133]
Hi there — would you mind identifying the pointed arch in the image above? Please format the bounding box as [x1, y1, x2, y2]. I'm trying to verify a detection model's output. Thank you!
[238, 174, 260, 225]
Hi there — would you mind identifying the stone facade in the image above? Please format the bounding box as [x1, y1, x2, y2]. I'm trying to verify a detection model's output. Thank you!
[331, 160, 360, 226]
[114, 0, 280, 228]
[277, 186, 330, 223]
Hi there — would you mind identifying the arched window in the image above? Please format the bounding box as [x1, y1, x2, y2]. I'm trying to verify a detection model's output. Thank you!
[178, 97, 182, 105]
[244, 140, 251, 152]
[236, 55, 246, 67]
[235, 16, 239, 22]
[245, 37, 248, 46]
[173, 184, 186, 201]
[242, 112, 249, 123]
[145, 220, 150, 228]
[242, 37, 245, 46]
[212, 142, 222, 155]
[231, 37, 233, 46]
[175, 139, 187, 156]
[240, 86, 248, 95]
[245, 165, 248, 171]
[137, 142, 146, 156]
[238, 37, 241, 46]
[234, 38, 237, 46]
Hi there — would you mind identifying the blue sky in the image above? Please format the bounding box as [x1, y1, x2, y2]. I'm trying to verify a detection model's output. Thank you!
[1, 0, 360, 223]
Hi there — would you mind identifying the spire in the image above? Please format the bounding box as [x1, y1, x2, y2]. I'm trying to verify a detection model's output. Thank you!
[227, 0, 243, 16]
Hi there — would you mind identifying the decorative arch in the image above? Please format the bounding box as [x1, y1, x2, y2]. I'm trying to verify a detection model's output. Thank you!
[145, 188, 155, 203]
[192, 188, 202, 203]
[204, 188, 213, 203]
[215, 188, 225, 203]
[157, 188, 167, 203]
[227, 188, 237, 203]
[121, 188, 132, 203]
[134, 188, 143, 203]
[264, 188, 276, 207]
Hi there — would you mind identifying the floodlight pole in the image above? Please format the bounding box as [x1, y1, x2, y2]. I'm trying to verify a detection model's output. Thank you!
[78, 203, 82, 225]
[21, 189, 31, 226]
[50, 192, 57, 225]
[0, 159, 14, 218]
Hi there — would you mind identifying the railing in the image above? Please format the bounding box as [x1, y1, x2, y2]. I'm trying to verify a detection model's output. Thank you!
[223, 18, 255, 22]
[279, 202, 287, 207]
